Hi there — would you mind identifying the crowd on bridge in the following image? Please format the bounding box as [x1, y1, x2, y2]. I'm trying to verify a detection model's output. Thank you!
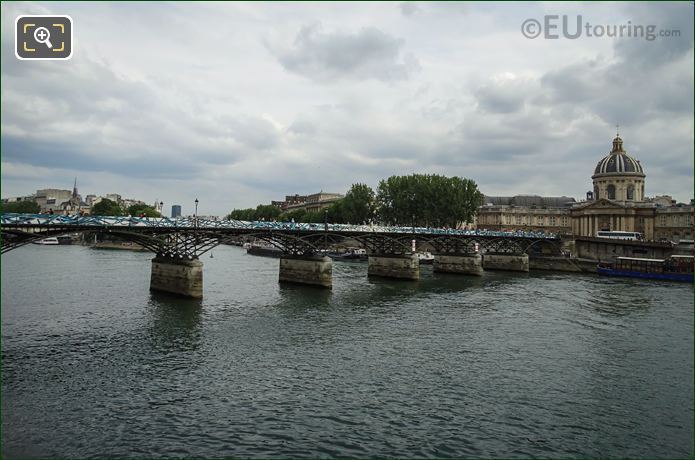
[0, 213, 559, 239]
[231, 220, 558, 239]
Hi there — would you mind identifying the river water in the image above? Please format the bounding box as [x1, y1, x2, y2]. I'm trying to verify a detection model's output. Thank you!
[1, 244, 692, 458]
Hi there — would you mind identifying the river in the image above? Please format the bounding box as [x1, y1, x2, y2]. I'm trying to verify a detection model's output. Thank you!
[1, 244, 692, 458]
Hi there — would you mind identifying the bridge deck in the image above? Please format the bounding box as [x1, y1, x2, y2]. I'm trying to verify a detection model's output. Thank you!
[1, 213, 559, 240]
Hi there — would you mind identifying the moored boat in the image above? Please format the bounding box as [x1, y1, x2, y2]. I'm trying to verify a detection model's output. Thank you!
[328, 248, 367, 262]
[32, 235, 72, 245]
[597, 255, 693, 283]
[417, 251, 434, 265]
[246, 244, 283, 258]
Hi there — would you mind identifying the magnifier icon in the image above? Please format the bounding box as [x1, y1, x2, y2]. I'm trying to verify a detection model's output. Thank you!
[33, 26, 53, 49]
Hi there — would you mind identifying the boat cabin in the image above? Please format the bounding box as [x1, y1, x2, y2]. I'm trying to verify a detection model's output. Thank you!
[613, 256, 694, 274]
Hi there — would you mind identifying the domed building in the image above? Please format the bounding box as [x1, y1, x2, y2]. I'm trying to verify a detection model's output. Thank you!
[570, 133, 692, 241]
[476, 130, 692, 243]
[592, 135, 645, 202]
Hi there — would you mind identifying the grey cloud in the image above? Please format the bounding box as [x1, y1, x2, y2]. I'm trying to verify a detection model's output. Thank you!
[1, 50, 254, 178]
[538, 3, 693, 127]
[474, 78, 535, 114]
[288, 119, 318, 135]
[399, 2, 422, 17]
[539, 54, 693, 126]
[222, 116, 281, 150]
[1, 135, 198, 179]
[612, 2, 694, 70]
[267, 23, 420, 83]
[1, 2, 692, 212]
[365, 138, 427, 161]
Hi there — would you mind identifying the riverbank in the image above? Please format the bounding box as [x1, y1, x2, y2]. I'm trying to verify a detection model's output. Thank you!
[90, 241, 148, 251]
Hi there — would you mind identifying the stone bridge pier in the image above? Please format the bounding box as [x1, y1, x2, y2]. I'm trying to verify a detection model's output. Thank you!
[279, 254, 333, 288]
[368, 253, 420, 280]
[482, 253, 529, 272]
[433, 253, 484, 276]
[150, 255, 204, 298]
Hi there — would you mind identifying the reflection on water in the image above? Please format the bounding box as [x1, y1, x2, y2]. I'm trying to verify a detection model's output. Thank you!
[1, 244, 693, 459]
[277, 282, 333, 309]
[147, 293, 203, 352]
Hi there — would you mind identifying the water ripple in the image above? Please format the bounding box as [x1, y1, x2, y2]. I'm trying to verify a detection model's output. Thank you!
[2, 245, 693, 458]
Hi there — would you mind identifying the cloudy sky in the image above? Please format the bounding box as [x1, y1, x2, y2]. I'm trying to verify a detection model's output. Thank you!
[1, 2, 693, 215]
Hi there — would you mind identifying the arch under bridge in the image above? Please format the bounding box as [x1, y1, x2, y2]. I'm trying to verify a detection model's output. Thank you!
[1, 214, 565, 297]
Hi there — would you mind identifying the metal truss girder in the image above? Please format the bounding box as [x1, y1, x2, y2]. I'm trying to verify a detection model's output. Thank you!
[352, 234, 414, 255]
[243, 231, 336, 256]
[481, 237, 524, 254]
[521, 238, 563, 256]
[1, 214, 562, 258]
[423, 235, 481, 255]
[1, 227, 79, 254]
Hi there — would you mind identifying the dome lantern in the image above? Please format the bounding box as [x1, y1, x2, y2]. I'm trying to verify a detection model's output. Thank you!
[593, 135, 644, 177]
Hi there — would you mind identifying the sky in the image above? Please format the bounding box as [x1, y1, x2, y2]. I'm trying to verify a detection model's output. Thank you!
[1, 1, 693, 216]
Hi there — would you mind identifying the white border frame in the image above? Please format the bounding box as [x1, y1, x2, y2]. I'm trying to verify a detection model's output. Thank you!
[15, 15, 74, 60]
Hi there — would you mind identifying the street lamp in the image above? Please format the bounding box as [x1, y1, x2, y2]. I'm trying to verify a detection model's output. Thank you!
[324, 208, 329, 248]
[159, 201, 164, 218]
[194, 198, 199, 227]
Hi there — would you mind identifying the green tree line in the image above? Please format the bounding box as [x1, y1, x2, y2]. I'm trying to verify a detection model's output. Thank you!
[227, 175, 483, 227]
[0, 201, 41, 214]
[90, 199, 161, 217]
[1, 199, 162, 217]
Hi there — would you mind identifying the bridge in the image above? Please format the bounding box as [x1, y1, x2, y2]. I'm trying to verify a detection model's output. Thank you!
[1, 213, 563, 297]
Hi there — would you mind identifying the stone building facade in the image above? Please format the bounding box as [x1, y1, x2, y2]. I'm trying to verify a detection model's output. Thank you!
[570, 134, 692, 242]
[477, 133, 693, 242]
[272, 192, 344, 213]
[654, 204, 694, 242]
[476, 196, 575, 234]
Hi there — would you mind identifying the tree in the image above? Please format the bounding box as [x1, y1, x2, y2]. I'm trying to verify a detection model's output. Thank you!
[127, 203, 160, 217]
[255, 204, 281, 221]
[325, 200, 345, 223]
[304, 211, 324, 223]
[0, 201, 40, 214]
[91, 198, 124, 216]
[376, 174, 483, 227]
[341, 183, 375, 224]
[280, 208, 307, 222]
[228, 208, 256, 220]
[227, 205, 281, 221]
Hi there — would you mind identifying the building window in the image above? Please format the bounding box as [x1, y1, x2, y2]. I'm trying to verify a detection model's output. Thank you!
[594, 186, 599, 200]
[626, 185, 634, 200]
[549, 216, 556, 226]
[607, 184, 616, 200]
[516, 215, 522, 225]
[537, 216, 544, 226]
[660, 215, 667, 226]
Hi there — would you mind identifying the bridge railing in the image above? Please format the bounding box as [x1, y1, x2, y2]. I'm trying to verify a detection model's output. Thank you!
[0, 213, 558, 239]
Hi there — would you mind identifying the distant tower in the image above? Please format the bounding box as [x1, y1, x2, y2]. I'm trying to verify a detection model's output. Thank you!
[69, 177, 82, 210]
[171, 205, 182, 218]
